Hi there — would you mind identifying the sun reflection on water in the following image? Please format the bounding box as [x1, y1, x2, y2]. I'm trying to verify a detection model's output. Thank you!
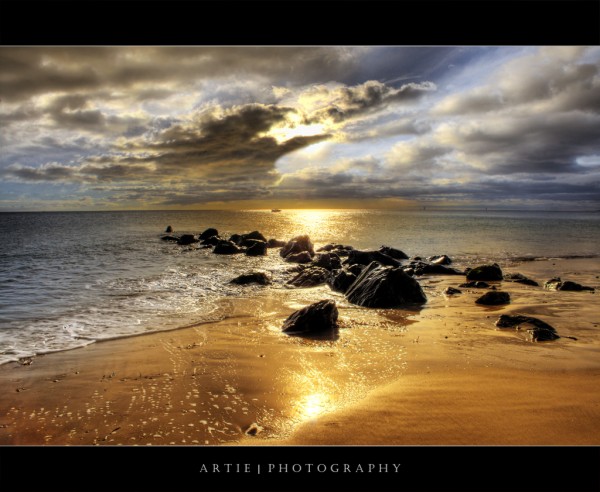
[285, 209, 340, 241]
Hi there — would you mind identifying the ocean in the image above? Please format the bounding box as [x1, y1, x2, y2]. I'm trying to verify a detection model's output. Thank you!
[1, 209, 599, 365]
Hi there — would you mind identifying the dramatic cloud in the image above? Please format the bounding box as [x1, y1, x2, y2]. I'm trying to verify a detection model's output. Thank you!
[1, 46, 599, 210]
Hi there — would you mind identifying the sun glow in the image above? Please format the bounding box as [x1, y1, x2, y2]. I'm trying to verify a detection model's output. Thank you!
[268, 123, 326, 144]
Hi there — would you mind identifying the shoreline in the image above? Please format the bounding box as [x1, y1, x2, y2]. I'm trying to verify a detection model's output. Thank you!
[1, 257, 598, 445]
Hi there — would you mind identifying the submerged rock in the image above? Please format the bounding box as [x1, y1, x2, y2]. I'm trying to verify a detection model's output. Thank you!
[345, 262, 427, 308]
[343, 249, 401, 268]
[245, 240, 267, 256]
[280, 235, 315, 259]
[177, 234, 197, 245]
[459, 281, 491, 289]
[466, 263, 503, 281]
[444, 287, 462, 295]
[495, 314, 560, 342]
[230, 272, 271, 286]
[282, 300, 339, 336]
[287, 267, 330, 288]
[544, 277, 595, 292]
[475, 291, 510, 305]
[161, 235, 179, 242]
[428, 254, 452, 265]
[267, 238, 286, 248]
[411, 261, 463, 276]
[199, 228, 219, 241]
[503, 273, 539, 286]
[213, 240, 241, 255]
[379, 245, 409, 260]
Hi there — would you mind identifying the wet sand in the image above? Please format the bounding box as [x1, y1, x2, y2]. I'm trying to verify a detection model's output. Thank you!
[1, 258, 599, 445]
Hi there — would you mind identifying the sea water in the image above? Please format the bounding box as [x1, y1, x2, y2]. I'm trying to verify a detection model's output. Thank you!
[1, 209, 599, 365]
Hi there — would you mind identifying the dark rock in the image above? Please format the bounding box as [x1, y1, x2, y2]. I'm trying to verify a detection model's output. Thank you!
[245, 240, 267, 256]
[495, 314, 560, 342]
[317, 243, 354, 253]
[503, 273, 539, 286]
[280, 235, 315, 259]
[230, 272, 271, 286]
[199, 228, 219, 241]
[544, 277, 595, 292]
[444, 287, 462, 295]
[379, 245, 409, 260]
[267, 238, 286, 248]
[282, 300, 339, 336]
[213, 240, 241, 255]
[285, 251, 313, 264]
[428, 254, 452, 265]
[466, 263, 503, 281]
[201, 235, 220, 246]
[412, 261, 463, 276]
[312, 253, 342, 271]
[165, 225, 173, 233]
[242, 230, 267, 242]
[287, 267, 330, 288]
[459, 281, 490, 288]
[161, 235, 179, 242]
[177, 234, 198, 245]
[347, 264, 365, 276]
[345, 262, 427, 308]
[229, 234, 242, 245]
[327, 269, 358, 293]
[343, 249, 401, 268]
[475, 291, 510, 305]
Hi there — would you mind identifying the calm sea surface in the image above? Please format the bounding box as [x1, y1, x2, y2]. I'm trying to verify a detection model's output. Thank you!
[1, 209, 599, 364]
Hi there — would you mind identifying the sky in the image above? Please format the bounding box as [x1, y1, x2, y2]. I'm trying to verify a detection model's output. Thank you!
[1, 46, 599, 211]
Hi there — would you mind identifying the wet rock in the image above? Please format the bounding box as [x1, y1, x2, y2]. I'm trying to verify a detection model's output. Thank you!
[317, 243, 354, 253]
[230, 272, 271, 286]
[245, 240, 267, 256]
[312, 253, 342, 271]
[280, 235, 315, 259]
[466, 263, 503, 281]
[379, 245, 409, 260]
[161, 235, 179, 242]
[411, 261, 463, 276]
[165, 225, 173, 233]
[244, 423, 264, 436]
[503, 273, 539, 286]
[287, 267, 330, 288]
[327, 269, 358, 293]
[267, 238, 286, 248]
[201, 235, 221, 246]
[495, 314, 560, 342]
[213, 240, 242, 255]
[343, 249, 401, 268]
[459, 281, 490, 289]
[229, 234, 242, 245]
[177, 234, 198, 245]
[345, 262, 427, 308]
[199, 228, 219, 241]
[282, 299, 338, 336]
[475, 291, 510, 305]
[285, 251, 313, 264]
[544, 277, 595, 292]
[444, 287, 462, 295]
[428, 254, 452, 265]
[347, 264, 365, 276]
[241, 230, 267, 243]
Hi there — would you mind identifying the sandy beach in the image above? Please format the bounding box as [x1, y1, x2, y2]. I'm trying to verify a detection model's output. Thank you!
[1, 257, 599, 446]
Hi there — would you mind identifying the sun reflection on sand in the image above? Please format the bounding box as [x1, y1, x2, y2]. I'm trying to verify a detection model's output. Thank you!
[299, 392, 331, 420]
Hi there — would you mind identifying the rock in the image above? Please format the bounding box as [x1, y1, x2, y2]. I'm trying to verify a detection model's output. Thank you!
[160, 235, 179, 242]
[503, 273, 539, 286]
[544, 277, 594, 292]
[165, 225, 173, 233]
[347, 264, 365, 276]
[495, 314, 560, 342]
[428, 254, 452, 265]
[411, 261, 463, 276]
[317, 243, 354, 253]
[201, 235, 220, 246]
[199, 228, 219, 241]
[267, 238, 286, 248]
[230, 272, 271, 286]
[241, 231, 267, 243]
[245, 240, 267, 256]
[327, 269, 358, 293]
[213, 240, 241, 255]
[379, 245, 409, 260]
[280, 235, 315, 259]
[459, 281, 490, 288]
[466, 263, 503, 281]
[177, 234, 198, 245]
[229, 234, 242, 245]
[444, 287, 462, 295]
[312, 253, 342, 271]
[475, 291, 510, 305]
[345, 262, 427, 308]
[343, 249, 401, 268]
[287, 267, 330, 288]
[282, 300, 339, 336]
[285, 251, 313, 264]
